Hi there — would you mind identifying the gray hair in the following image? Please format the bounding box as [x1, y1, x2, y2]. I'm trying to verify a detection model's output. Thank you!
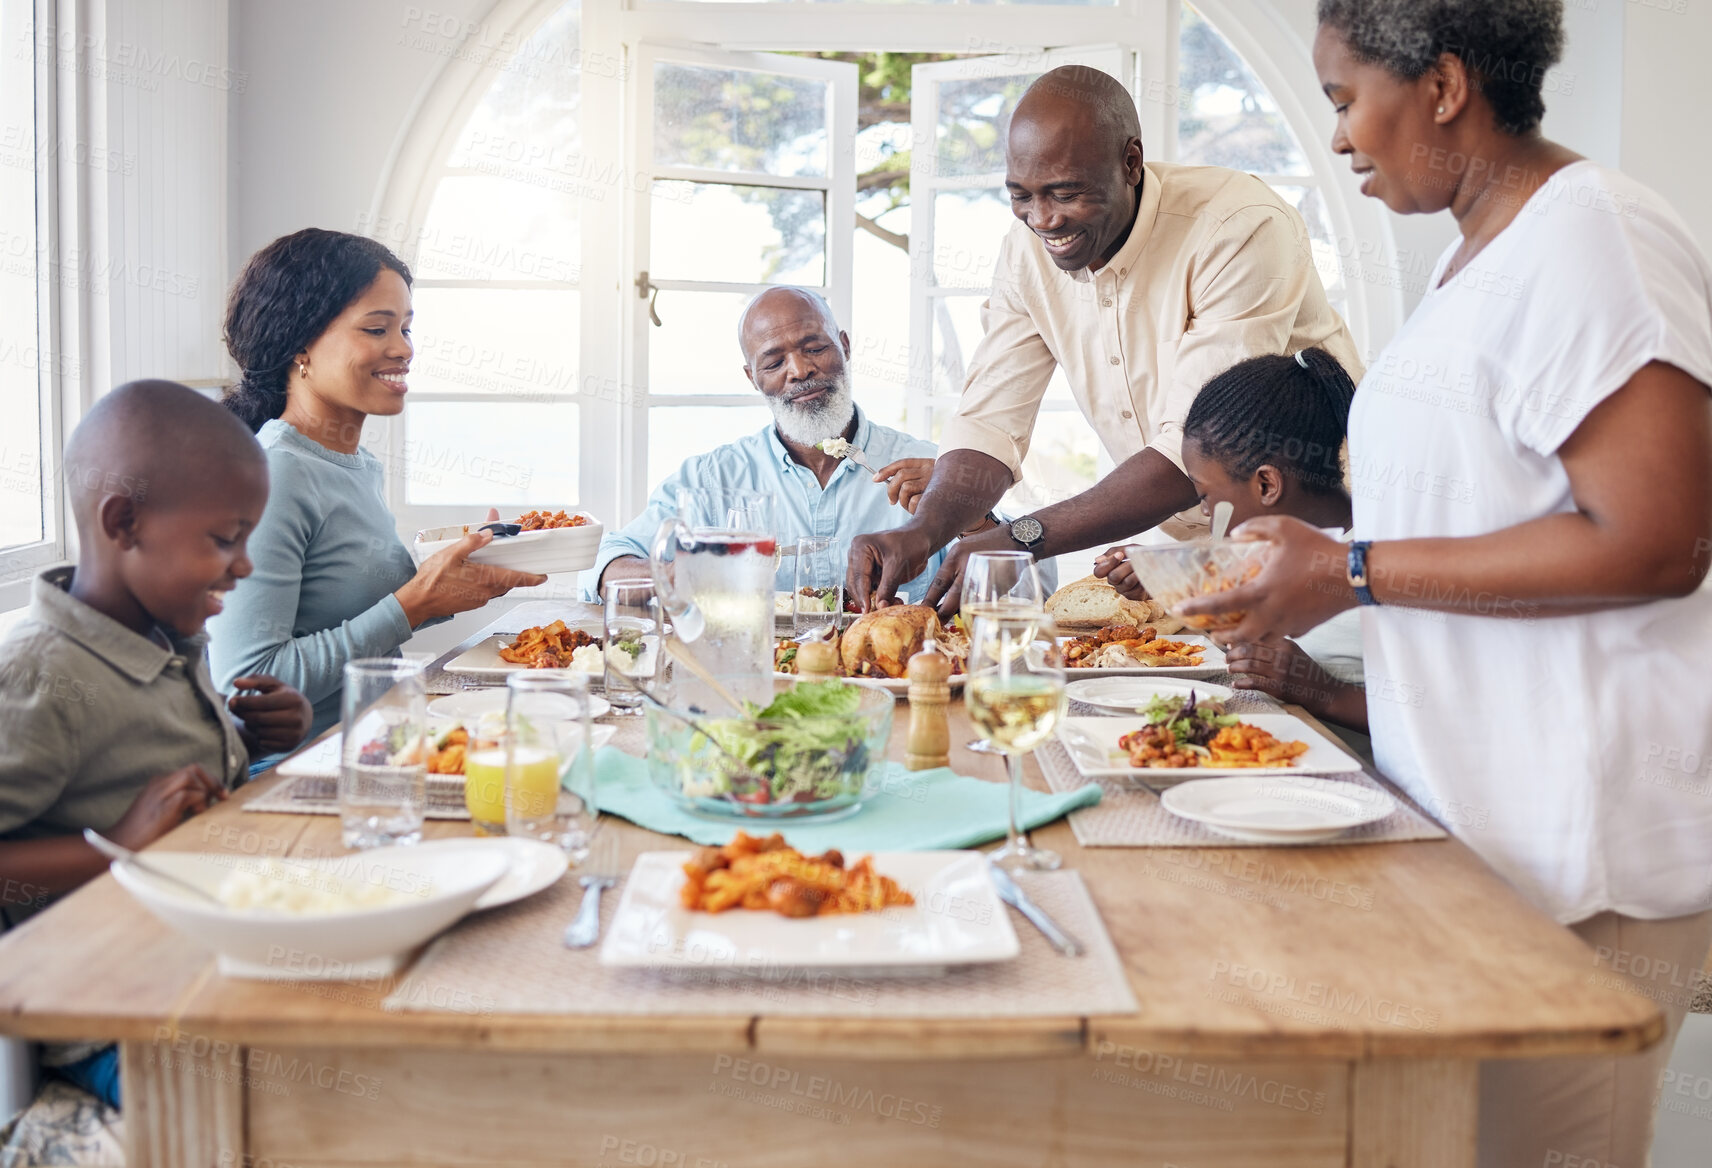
[1317, 0, 1564, 136]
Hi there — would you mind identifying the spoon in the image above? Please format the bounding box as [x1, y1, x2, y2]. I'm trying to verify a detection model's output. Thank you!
[1211, 500, 1235, 541]
[83, 829, 224, 908]
[662, 635, 748, 715]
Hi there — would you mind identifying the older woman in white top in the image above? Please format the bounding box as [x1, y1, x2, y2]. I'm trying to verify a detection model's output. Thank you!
[1182, 2, 1712, 1165]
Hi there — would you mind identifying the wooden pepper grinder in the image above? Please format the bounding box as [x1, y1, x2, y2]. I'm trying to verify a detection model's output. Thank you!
[906, 639, 953, 771]
[795, 637, 839, 682]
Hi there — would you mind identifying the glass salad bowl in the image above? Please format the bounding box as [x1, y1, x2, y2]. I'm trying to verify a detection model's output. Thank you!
[1124, 539, 1272, 631]
[641, 677, 894, 821]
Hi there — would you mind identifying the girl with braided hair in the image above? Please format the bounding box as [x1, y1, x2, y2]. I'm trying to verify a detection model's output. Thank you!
[1180, 348, 1369, 748]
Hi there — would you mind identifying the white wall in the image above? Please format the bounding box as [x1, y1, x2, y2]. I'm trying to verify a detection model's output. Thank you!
[1621, 1, 1712, 257]
[228, 0, 493, 264]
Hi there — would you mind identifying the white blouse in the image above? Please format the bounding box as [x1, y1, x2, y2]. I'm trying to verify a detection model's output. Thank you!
[1349, 161, 1712, 923]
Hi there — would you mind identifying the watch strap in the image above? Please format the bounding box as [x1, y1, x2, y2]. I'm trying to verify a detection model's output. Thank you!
[1347, 540, 1379, 606]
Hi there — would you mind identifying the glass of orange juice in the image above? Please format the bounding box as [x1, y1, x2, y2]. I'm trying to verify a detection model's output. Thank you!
[502, 670, 599, 862]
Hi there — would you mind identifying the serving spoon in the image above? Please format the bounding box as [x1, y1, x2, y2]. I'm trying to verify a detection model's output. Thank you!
[83, 829, 224, 908]
[1210, 500, 1235, 541]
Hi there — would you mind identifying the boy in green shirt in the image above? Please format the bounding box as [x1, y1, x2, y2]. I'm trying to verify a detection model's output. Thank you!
[0, 380, 313, 1106]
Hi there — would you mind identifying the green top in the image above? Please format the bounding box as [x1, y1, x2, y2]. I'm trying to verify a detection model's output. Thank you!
[0, 568, 248, 920]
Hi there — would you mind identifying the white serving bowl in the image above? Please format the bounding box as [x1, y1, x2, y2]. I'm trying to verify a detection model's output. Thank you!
[412, 514, 605, 575]
[109, 846, 509, 980]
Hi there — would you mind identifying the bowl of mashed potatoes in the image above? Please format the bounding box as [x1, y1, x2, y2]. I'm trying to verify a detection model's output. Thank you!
[109, 846, 510, 979]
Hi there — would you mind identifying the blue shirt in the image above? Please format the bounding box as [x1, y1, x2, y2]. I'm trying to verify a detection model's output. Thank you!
[583, 408, 951, 603]
[208, 419, 419, 742]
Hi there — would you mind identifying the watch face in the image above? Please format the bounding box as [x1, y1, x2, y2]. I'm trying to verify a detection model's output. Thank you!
[1011, 516, 1044, 546]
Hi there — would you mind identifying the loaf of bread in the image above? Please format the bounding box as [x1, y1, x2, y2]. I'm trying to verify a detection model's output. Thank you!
[1045, 575, 1185, 634]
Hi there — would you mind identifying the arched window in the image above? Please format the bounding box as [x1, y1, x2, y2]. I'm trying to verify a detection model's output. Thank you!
[375, 0, 1396, 568]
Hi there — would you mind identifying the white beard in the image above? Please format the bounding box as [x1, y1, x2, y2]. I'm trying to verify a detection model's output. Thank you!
[768, 376, 856, 447]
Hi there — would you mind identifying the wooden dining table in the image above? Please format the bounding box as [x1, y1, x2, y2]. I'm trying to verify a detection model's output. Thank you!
[0, 603, 1662, 1167]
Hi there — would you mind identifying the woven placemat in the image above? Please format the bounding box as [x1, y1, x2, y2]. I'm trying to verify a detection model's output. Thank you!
[1037, 738, 1445, 848]
[383, 868, 1137, 1018]
[241, 774, 473, 820]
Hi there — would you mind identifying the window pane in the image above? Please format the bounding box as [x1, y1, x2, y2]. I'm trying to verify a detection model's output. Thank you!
[650, 182, 825, 285]
[411, 288, 580, 397]
[650, 291, 754, 396]
[1178, 2, 1309, 174]
[648, 406, 771, 490]
[653, 62, 827, 177]
[403, 402, 580, 506]
[933, 74, 1035, 179]
[1270, 184, 1347, 309]
[453, 1, 582, 161]
[929, 189, 1010, 289]
[413, 175, 581, 283]
[0, 0, 41, 553]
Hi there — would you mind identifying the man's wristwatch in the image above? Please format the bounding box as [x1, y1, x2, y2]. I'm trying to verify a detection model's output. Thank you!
[1008, 514, 1046, 552]
[958, 510, 1001, 539]
[1347, 540, 1379, 606]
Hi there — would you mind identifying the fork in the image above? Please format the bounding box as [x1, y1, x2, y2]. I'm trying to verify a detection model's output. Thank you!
[563, 824, 622, 949]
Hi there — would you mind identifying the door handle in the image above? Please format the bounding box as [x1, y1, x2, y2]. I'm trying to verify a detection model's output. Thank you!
[635, 270, 663, 327]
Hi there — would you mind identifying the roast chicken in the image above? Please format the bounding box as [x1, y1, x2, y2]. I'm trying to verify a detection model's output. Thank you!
[839, 604, 945, 680]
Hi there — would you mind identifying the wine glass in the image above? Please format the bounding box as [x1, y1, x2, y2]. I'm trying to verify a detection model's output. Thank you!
[965, 611, 1067, 872]
[960, 550, 1046, 626]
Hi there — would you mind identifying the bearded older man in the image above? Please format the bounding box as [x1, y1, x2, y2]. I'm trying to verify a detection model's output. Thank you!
[585, 287, 1034, 602]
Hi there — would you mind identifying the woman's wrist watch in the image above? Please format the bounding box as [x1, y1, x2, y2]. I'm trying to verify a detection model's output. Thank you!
[1347, 540, 1379, 606]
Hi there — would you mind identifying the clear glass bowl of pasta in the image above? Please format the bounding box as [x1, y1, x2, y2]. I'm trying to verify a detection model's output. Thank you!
[641, 677, 895, 821]
[1123, 539, 1272, 631]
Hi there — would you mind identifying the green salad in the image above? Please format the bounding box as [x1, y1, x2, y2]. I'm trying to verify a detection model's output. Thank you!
[683, 680, 874, 808]
[1140, 692, 1239, 748]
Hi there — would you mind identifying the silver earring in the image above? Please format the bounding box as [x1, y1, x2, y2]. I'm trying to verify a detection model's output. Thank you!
[1437, 106, 1445, 115]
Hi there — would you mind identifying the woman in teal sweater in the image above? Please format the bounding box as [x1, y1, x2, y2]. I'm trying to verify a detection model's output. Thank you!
[209, 229, 544, 746]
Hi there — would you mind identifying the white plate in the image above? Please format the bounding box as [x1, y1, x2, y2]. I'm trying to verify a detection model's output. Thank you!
[600, 850, 1018, 973]
[1059, 634, 1229, 679]
[1056, 713, 1363, 783]
[428, 688, 611, 723]
[441, 625, 608, 678]
[408, 837, 569, 910]
[272, 723, 616, 780]
[1161, 776, 1396, 843]
[412, 518, 604, 575]
[1064, 676, 1235, 713]
[770, 670, 964, 697]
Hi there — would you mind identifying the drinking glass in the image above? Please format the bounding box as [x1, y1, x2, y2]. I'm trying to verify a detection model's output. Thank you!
[960, 550, 1046, 626]
[965, 613, 1067, 872]
[791, 536, 843, 641]
[604, 580, 666, 713]
[339, 659, 428, 849]
[504, 671, 600, 863]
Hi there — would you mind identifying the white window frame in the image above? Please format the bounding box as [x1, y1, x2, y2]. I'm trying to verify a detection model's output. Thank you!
[367, 0, 1399, 548]
[623, 44, 858, 519]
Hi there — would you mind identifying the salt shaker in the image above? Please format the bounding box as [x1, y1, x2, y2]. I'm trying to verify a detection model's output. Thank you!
[906, 639, 953, 771]
[795, 637, 839, 682]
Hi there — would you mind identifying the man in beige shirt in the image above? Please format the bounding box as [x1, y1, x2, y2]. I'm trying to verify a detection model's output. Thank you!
[848, 66, 1362, 613]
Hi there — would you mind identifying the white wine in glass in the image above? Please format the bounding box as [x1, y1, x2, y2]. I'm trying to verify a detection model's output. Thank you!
[960, 550, 1045, 628]
[966, 612, 1067, 871]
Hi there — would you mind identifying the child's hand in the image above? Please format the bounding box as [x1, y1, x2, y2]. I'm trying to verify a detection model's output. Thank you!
[229, 674, 314, 754]
[108, 765, 226, 849]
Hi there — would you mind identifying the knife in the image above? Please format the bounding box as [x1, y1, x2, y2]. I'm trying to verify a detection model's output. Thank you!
[987, 862, 1084, 957]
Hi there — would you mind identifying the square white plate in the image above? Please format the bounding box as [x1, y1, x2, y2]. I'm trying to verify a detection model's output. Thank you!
[442, 622, 606, 677]
[273, 724, 615, 781]
[1056, 713, 1362, 783]
[1059, 634, 1229, 679]
[600, 850, 1018, 973]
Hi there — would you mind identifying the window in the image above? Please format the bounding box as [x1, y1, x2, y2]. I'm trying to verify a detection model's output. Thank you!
[0, 0, 54, 608]
[378, 0, 1388, 570]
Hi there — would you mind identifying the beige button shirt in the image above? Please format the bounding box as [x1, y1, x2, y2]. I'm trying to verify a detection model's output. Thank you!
[945, 161, 1363, 537]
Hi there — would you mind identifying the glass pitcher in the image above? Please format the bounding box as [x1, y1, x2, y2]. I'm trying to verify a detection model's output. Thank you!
[649, 487, 776, 711]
